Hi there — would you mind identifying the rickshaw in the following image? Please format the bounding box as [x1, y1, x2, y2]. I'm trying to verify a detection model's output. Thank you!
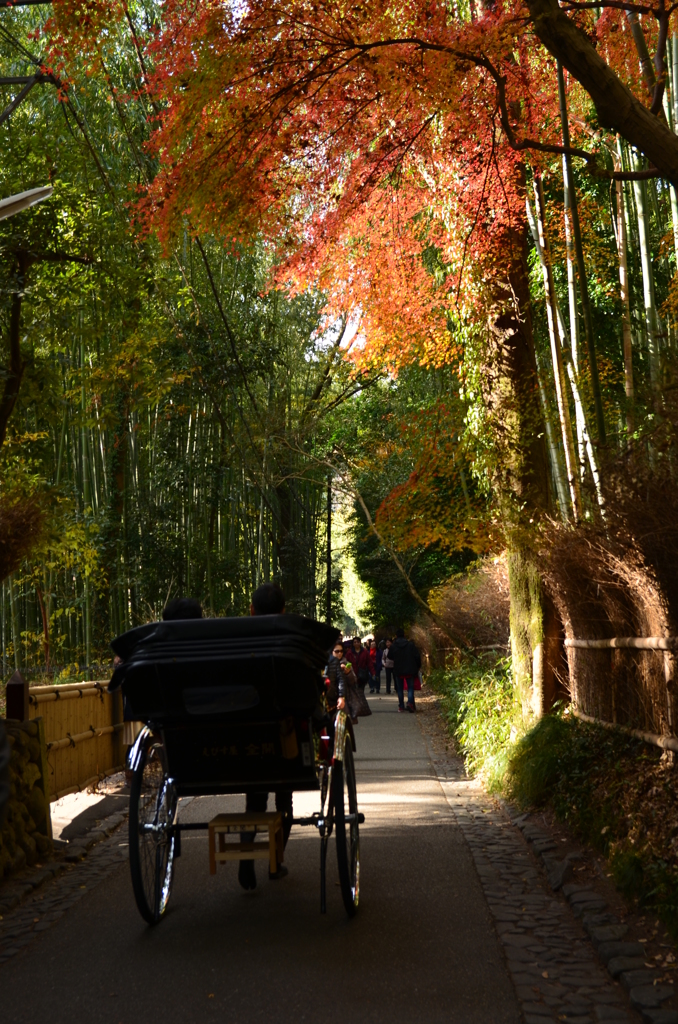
[108, 614, 361, 925]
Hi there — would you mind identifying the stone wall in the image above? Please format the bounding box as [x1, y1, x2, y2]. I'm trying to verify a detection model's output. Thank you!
[0, 718, 52, 880]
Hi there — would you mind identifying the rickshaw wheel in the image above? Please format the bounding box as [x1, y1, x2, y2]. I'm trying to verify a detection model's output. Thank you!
[333, 737, 360, 917]
[129, 731, 177, 925]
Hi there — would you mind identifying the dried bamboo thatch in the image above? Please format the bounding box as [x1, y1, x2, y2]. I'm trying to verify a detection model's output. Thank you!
[0, 490, 46, 583]
[412, 556, 511, 668]
[541, 463, 678, 736]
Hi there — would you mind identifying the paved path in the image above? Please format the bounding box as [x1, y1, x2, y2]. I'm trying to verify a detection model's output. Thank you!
[420, 718, 641, 1024]
[1, 694, 521, 1024]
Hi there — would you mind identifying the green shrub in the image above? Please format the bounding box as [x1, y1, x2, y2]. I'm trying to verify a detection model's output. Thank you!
[430, 657, 678, 932]
[429, 657, 521, 790]
[505, 713, 678, 935]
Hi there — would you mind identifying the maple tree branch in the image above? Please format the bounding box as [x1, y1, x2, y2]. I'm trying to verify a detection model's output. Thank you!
[203, 29, 667, 200]
[560, 0, 676, 12]
[296, 24, 678, 183]
[317, 374, 382, 418]
[456, 117, 497, 303]
[295, 34, 666, 183]
[650, 3, 670, 115]
[472, 52, 662, 180]
[526, 0, 678, 184]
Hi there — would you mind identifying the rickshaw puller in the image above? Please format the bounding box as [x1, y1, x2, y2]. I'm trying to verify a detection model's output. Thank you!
[239, 583, 341, 891]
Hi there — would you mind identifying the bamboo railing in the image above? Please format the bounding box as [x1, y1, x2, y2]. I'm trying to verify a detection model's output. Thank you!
[26, 679, 124, 801]
[565, 637, 678, 650]
[565, 636, 678, 754]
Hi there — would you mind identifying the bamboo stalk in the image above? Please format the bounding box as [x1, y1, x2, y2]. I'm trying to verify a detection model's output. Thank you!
[534, 350, 571, 518]
[565, 362, 605, 513]
[1, 580, 6, 679]
[557, 62, 607, 444]
[529, 181, 581, 519]
[29, 679, 107, 694]
[614, 140, 635, 436]
[9, 573, 21, 671]
[631, 150, 662, 408]
[47, 723, 122, 752]
[669, 35, 678, 277]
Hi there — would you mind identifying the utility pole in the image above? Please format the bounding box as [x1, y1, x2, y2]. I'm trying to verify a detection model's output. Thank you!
[326, 475, 332, 625]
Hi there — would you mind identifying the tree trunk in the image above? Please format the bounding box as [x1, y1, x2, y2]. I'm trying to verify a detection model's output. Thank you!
[484, 225, 551, 513]
[0, 256, 27, 447]
[508, 549, 547, 719]
[484, 210, 552, 712]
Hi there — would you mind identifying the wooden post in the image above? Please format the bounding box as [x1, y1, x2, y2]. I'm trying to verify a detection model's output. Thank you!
[5, 669, 28, 721]
[33, 716, 53, 837]
[665, 651, 675, 764]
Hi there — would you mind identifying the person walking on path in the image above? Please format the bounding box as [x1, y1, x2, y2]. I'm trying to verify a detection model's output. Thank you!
[382, 638, 395, 694]
[375, 641, 384, 693]
[390, 628, 421, 713]
[368, 639, 379, 693]
[347, 637, 370, 692]
[327, 642, 371, 721]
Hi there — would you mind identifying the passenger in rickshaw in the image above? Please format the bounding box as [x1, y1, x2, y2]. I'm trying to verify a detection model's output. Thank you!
[121, 596, 205, 784]
[239, 582, 317, 890]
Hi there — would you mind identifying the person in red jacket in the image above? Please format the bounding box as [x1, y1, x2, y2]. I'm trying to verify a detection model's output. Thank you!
[390, 627, 422, 713]
[368, 639, 378, 693]
[346, 637, 370, 691]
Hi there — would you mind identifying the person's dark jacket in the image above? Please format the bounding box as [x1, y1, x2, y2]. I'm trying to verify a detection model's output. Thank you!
[390, 636, 421, 677]
[326, 655, 349, 706]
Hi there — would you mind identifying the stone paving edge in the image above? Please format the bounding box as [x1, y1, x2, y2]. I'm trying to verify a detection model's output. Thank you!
[0, 807, 129, 918]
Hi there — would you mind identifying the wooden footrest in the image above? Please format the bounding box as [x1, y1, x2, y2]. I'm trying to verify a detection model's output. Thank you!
[208, 812, 284, 875]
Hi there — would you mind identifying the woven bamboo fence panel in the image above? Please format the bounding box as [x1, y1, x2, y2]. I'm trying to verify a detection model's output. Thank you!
[27, 681, 124, 801]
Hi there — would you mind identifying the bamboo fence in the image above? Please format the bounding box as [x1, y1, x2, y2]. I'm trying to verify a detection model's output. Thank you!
[27, 680, 124, 801]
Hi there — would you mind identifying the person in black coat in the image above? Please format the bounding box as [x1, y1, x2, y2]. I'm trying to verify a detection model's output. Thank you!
[239, 582, 293, 891]
[389, 628, 422, 713]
